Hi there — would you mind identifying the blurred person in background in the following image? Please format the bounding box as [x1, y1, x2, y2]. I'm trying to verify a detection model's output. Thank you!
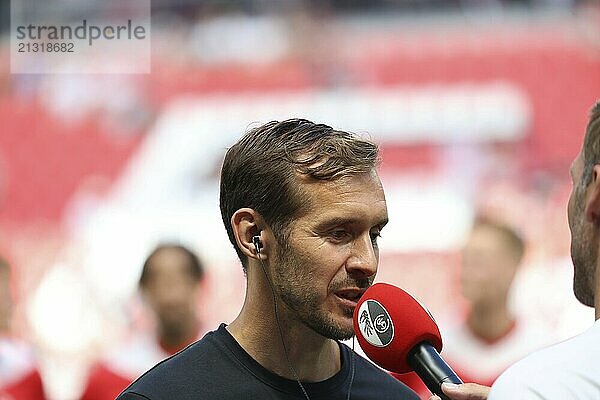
[431, 101, 600, 400]
[485, 101, 600, 398]
[80, 244, 206, 400]
[117, 119, 487, 400]
[396, 218, 549, 398]
[0, 257, 46, 400]
[447, 218, 548, 385]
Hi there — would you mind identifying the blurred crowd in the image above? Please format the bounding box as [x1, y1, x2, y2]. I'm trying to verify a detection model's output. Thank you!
[0, 0, 592, 33]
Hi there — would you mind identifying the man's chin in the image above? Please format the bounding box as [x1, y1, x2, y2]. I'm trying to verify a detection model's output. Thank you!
[324, 327, 355, 341]
[306, 314, 355, 341]
[326, 317, 355, 341]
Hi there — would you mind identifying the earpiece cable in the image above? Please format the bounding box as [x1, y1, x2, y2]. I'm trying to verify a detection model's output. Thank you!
[254, 240, 354, 400]
[255, 242, 312, 400]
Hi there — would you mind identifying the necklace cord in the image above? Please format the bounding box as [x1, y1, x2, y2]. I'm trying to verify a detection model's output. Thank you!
[347, 338, 356, 400]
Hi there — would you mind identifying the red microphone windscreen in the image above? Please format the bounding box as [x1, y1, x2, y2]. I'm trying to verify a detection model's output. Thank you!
[353, 282, 442, 374]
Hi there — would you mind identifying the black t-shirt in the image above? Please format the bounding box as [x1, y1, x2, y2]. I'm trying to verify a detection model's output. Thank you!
[116, 324, 419, 400]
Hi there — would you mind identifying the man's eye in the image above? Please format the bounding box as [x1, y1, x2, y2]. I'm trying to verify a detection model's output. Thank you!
[329, 230, 350, 241]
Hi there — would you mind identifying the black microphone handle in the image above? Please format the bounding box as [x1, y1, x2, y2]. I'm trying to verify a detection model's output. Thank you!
[407, 342, 463, 400]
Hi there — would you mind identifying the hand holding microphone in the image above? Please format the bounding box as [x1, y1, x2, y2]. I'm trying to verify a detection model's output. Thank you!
[353, 283, 489, 400]
[430, 383, 490, 400]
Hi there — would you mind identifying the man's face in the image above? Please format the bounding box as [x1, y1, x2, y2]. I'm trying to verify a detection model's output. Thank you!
[568, 151, 597, 307]
[460, 226, 518, 307]
[271, 171, 388, 340]
[142, 248, 199, 330]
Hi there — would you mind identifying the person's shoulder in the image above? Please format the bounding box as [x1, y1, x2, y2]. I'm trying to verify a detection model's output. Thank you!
[501, 321, 598, 374]
[117, 328, 223, 399]
[489, 349, 569, 400]
[490, 323, 600, 399]
[493, 337, 572, 383]
[487, 349, 550, 398]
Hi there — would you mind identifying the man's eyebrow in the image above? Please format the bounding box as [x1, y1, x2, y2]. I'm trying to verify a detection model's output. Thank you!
[315, 217, 356, 229]
[315, 216, 389, 229]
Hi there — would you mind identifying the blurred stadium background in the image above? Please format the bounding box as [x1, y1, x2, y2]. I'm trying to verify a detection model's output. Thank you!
[1, 0, 599, 398]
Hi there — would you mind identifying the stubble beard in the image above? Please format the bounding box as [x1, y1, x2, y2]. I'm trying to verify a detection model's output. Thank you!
[570, 186, 597, 307]
[272, 244, 356, 341]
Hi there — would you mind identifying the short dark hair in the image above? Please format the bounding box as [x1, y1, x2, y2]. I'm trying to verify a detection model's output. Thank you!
[472, 216, 526, 264]
[219, 118, 380, 271]
[139, 244, 204, 287]
[581, 101, 600, 187]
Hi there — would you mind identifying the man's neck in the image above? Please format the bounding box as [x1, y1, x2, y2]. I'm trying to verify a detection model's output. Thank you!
[467, 301, 515, 342]
[227, 302, 341, 382]
[159, 317, 199, 353]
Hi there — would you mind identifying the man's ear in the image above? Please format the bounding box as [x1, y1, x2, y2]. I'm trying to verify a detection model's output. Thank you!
[585, 165, 600, 225]
[231, 208, 266, 260]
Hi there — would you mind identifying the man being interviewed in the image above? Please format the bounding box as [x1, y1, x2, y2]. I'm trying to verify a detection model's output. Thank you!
[117, 119, 483, 400]
[116, 119, 417, 399]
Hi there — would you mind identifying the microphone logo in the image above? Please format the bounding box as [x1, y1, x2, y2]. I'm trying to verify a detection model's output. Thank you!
[357, 299, 394, 347]
[374, 314, 390, 334]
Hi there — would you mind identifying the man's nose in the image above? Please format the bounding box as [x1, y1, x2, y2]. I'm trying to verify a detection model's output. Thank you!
[344, 234, 378, 280]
